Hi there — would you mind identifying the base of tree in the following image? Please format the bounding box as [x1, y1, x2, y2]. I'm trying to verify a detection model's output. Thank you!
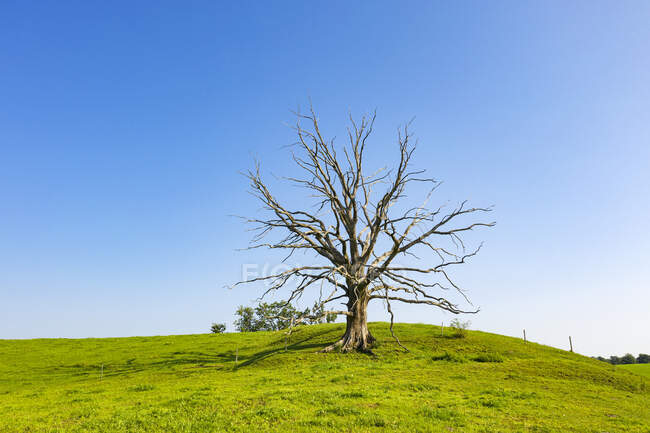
[321, 325, 376, 354]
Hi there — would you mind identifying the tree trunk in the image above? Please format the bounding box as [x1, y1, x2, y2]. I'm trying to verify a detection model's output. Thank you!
[323, 293, 375, 353]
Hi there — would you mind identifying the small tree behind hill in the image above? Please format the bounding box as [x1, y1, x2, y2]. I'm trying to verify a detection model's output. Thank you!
[620, 353, 636, 364]
[233, 301, 335, 332]
[210, 323, 226, 333]
[234, 306, 256, 332]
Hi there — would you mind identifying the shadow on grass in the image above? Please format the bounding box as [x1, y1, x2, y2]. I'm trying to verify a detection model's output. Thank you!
[41, 328, 343, 379]
[44, 353, 231, 380]
[235, 328, 338, 369]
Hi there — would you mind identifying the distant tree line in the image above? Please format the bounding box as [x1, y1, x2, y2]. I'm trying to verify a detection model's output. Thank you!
[210, 301, 336, 333]
[593, 353, 649, 365]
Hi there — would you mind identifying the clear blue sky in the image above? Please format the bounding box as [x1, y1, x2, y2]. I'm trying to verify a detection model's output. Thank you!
[1, 1, 649, 357]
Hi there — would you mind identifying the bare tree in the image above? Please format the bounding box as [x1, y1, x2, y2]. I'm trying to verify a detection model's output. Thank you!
[234, 106, 494, 353]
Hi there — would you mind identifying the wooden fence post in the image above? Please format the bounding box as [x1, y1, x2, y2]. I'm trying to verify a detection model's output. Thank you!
[523, 329, 527, 342]
[569, 336, 573, 353]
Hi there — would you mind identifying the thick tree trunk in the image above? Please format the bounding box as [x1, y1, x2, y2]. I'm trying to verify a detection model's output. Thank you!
[323, 293, 375, 353]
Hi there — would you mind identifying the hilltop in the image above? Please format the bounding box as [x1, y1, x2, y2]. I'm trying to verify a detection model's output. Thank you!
[0, 323, 648, 432]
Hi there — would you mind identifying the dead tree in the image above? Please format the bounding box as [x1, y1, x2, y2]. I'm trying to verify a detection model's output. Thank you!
[234, 106, 494, 353]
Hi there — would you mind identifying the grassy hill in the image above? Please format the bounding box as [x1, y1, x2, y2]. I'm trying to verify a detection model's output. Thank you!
[0, 323, 648, 432]
[621, 364, 650, 379]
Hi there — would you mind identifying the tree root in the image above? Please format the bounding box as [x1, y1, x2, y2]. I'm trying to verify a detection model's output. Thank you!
[320, 332, 376, 355]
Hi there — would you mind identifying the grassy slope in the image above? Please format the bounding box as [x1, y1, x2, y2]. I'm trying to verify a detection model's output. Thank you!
[621, 364, 650, 379]
[0, 323, 648, 433]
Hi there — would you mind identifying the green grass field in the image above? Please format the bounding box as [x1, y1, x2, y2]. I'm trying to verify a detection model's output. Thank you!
[621, 363, 650, 379]
[1, 323, 648, 432]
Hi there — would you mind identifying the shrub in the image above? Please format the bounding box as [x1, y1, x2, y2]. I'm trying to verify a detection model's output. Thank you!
[449, 319, 470, 339]
[210, 323, 226, 333]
